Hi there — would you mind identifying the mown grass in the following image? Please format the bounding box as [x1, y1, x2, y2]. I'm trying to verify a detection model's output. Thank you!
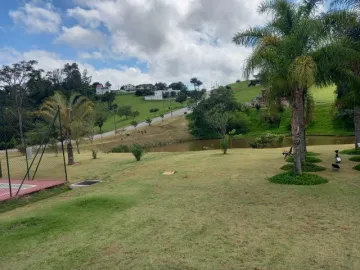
[229, 81, 263, 103]
[1, 144, 360, 269]
[100, 93, 185, 133]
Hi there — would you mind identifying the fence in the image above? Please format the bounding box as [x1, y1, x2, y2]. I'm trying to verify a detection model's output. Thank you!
[0, 105, 68, 198]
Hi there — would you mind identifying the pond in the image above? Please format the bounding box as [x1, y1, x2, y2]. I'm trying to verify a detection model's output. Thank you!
[150, 136, 355, 152]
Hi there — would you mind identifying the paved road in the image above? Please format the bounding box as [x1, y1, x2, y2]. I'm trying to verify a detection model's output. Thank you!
[93, 107, 191, 139]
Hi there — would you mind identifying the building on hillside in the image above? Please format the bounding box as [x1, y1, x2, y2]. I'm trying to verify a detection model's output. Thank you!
[96, 84, 111, 95]
[121, 84, 136, 92]
[136, 84, 155, 90]
[144, 89, 181, 101]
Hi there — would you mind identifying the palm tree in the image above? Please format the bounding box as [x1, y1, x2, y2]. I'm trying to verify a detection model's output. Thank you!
[40, 92, 94, 165]
[190, 77, 198, 91]
[233, 0, 359, 174]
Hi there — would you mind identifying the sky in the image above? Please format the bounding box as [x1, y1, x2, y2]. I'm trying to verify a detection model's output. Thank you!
[0, 0, 325, 89]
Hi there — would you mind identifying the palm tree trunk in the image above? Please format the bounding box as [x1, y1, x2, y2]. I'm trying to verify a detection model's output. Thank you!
[292, 88, 302, 175]
[299, 90, 306, 165]
[67, 141, 75, 165]
[354, 106, 360, 149]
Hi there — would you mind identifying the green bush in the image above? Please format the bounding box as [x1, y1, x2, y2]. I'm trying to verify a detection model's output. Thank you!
[286, 155, 322, 163]
[111, 144, 130, 153]
[130, 144, 144, 161]
[280, 163, 326, 172]
[340, 149, 360, 155]
[220, 135, 229, 154]
[349, 156, 360, 162]
[16, 144, 26, 155]
[269, 172, 328, 185]
[249, 132, 284, 148]
[353, 164, 360, 171]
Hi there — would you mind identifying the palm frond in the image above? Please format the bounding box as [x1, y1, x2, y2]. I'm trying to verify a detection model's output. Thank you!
[232, 27, 271, 47]
[299, 0, 325, 17]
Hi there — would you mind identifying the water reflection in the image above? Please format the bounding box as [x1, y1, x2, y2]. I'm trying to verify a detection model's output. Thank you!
[150, 136, 355, 152]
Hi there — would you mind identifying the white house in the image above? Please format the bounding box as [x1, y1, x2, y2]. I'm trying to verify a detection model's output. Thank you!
[96, 84, 111, 95]
[144, 89, 181, 101]
[122, 84, 136, 92]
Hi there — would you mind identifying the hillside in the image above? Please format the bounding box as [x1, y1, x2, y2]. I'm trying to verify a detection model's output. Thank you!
[100, 94, 186, 133]
[229, 82, 353, 136]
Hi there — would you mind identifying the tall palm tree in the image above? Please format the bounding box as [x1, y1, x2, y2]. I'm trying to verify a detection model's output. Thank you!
[233, 0, 359, 174]
[40, 92, 94, 165]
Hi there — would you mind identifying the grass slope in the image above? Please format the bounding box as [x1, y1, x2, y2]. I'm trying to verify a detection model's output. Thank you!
[100, 94, 185, 133]
[229, 81, 263, 103]
[1, 144, 360, 269]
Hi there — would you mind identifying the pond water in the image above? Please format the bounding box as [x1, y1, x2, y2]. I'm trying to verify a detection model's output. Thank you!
[150, 136, 355, 152]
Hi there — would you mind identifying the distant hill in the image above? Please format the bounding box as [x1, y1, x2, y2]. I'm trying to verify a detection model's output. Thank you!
[228, 81, 263, 103]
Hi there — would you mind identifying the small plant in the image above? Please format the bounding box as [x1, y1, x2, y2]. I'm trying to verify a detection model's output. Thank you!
[131, 120, 138, 129]
[91, 149, 98, 159]
[160, 114, 164, 121]
[340, 149, 360, 155]
[220, 135, 229, 154]
[255, 103, 261, 111]
[145, 118, 152, 126]
[130, 144, 144, 161]
[269, 172, 328, 185]
[349, 156, 360, 162]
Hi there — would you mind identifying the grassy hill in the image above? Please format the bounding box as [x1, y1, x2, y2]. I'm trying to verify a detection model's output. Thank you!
[230, 82, 353, 136]
[1, 145, 360, 269]
[100, 94, 185, 133]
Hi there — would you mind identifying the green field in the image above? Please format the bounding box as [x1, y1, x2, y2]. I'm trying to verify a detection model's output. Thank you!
[1, 145, 360, 269]
[100, 94, 185, 133]
[230, 82, 353, 136]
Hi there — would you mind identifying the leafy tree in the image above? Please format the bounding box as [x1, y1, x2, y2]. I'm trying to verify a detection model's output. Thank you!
[170, 91, 177, 98]
[131, 120, 138, 129]
[40, 92, 94, 165]
[149, 108, 159, 114]
[118, 105, 132, 119]
[105, 81, 112, 88]
[63, 63, 82, 96]
[71, 120, 94, 154]
[176, 94, 187, 104]
[168, 82, 187, 91]
[233, 0, 359, 174]
[145, 118, 152, 126]
[94, 103, 108, 135]
[100, 92, 116, 108]
[154, 82, 167, 90]
[196, 80, 203, 90]
[131, 110, 140, 119]
[190, 77, 198, 90]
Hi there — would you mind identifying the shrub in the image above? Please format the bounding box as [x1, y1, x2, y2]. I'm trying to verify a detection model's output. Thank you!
[228, 112, 250, 134]
[131, 120, 138, 129]
[249, 133, 284, 148]
[255, 103, 261, 111]
[91, 149, 98, 159]
[130, 144, 144, 161]
[349, 156, 360, 162]
[145, 118, 152, 126]
[286, 156, 322, 163]
[353, 164, 360, 171]
[220, 135, 229, 154]
[340, 149, 360, 155]
[280, 163, 326, 172]
[236, 80, 241, 83]
[269, 172, 328, 185]
[225, 85, 232, 90]
[16, 144, 26, 155]
[111, 144, 130, 153]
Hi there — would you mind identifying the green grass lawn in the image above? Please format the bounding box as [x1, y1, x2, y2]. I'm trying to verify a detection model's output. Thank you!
[229, 81, 263, 103]
[1, 144, 360, 269]
[100, 94, 186, 133]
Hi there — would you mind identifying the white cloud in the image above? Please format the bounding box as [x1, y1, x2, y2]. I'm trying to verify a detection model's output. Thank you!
[78, 51, 103, 60]
[9, 0, 61, 33]
[55, 26, 107, 49]
[67, 7, 101, 28]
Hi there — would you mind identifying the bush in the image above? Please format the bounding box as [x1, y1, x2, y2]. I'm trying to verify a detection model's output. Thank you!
[349, 156, 360, 162]
[249, 133, 284, 148]
[130, 144, 144, 161]
[220, 135, 229, 154]
[228, 112, 250, 134]
[91, 149, 98, 159]
[340, 149, 360, 155]
[280, 163, 326, 172]
[111, 144, 130, 153]
[255, 103, 261, 111]
[353, 164, 360, 171]
[269, 172, 328, 185]
[225, 85, 232, 90]
[16, 144, 26, 155]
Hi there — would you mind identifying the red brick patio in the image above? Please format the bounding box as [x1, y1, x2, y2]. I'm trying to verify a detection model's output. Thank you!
[0, 179, 66, 202]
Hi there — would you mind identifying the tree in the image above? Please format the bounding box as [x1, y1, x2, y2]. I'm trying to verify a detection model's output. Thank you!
[154, 82, 167, 90]
[100, 92, 116, 108]
[160, 113, 164, 121]
[170, 91, 177, 98]
[190, 77, 198, 90]
[131, 120, 138, 129]
[94, 103, 108, 135]
[131, 110, 140, 119]
[233, 0, 358, 174]
[196, 80, 203, 90]
[0, 60, 39, 149]
[105, 81, 112, 88]
[145, 118, 152, 126]
[63, 63, 82, 96]
[71, 120, 93, 154]
[176, 94, 187, 104]
[40, 92, 94, 165]
[169, 82, 187, 91]
[118, 105, 132, 119]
